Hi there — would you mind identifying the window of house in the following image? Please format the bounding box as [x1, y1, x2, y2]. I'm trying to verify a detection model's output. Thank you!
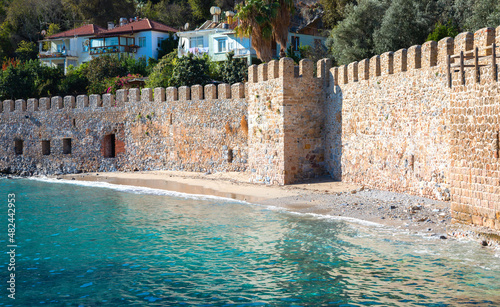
[139, 37, 146, 47]
[63, 138, 72, 154]
[291, 36, 300, 51]
[157, 37, 164, 48]
[107, 37, 119, 46]
[42, 140, 50, 155]
[83, 40, 89, 52]
[217, 38, 227, 53]
[189, 36, 204, 48]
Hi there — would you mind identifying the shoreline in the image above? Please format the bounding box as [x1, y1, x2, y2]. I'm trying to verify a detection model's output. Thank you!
[53, 171, 499, 247]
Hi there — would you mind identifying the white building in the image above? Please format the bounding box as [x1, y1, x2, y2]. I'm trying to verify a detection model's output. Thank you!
[39, 18, 178, 74]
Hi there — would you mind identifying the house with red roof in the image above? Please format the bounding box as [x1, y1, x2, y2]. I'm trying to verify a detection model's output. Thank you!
[39, 24, 105, 73]
[89, 18, 178, 61]
[39, 18, 177, 74]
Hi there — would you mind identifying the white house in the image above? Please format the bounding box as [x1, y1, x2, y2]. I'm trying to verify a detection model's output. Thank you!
[39, 18, 178, 73]
[89, 18, 178, 61]
[176, 10, 326, 65]
[38, 24, 106, 73]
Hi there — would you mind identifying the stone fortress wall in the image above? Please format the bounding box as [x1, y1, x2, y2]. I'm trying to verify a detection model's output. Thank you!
[1, 26, 500, 230]
[323, 26, 500, 230]
[0, 83, 248, 175]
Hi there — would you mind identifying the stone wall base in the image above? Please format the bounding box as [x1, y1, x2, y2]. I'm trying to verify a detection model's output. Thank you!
[451, 202, 500, 230]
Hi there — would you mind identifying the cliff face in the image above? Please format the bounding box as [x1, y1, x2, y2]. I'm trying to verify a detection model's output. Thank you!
[291, 0, 324, 34]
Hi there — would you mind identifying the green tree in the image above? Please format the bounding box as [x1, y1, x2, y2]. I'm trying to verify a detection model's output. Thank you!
[15, 40, 38, 62]
[0, 21, 15, 61]
[235, 0, 279, 62]
[82, 55, 125, 94]
[61, 0, 135, 27]
[327, 0, 388, 65]
[6, 0, 66, 42]
[140, 0, 194, 29]
[43, 23, 60, 50]
[463, 0, 500, 32]
[217, 51, 247, 84]
[373, 0, 436, 54]
[145, 51, 177, 88]
[157, 32, 179, 59]
[188, 0, 214, 22]
[169, 53, 211, 87]
[0, 59, 62, 100]
[320, 0, 357, 28]
[426, 20, 459, 41]
[58, 64, 89, 96]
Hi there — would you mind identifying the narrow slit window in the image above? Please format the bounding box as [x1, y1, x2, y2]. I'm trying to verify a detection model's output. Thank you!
[42, 140, 50, 155]
[103, 134, 116, 158]
[63, 138, 72, 154]
[14, 140, 23, 155]
[227, 149, 233, 163]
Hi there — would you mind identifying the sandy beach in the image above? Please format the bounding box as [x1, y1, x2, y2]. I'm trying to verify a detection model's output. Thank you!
[59, 171, 453, 232]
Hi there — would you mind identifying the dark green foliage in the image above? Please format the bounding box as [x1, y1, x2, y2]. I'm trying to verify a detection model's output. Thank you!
[169, 53, 211, 87]
[327, 0, 388, 65]
[286, 45, 309, 63]
[0, 60, 63, 100]
[427, 21, 459, 41]
[15, 40, 38, 62]
[188, 0, 213, 21]
[157, 33, 179, 60]
[145, 51, 177, 88]
[217, 51, 247, 84]
[58, 64, 88, 96]
[61, 0, 136, 28]
[121, 55, 148, 76]
[82, 55, 125, 94]
[462, 0, 500, 32]
[320, 0, 357, 28]
[373, 0, 437, 54]
[81, 55, 150, 94]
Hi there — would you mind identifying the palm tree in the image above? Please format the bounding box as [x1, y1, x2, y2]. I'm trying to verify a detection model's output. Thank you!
[235, 0, 293, 62]
[272, 0, 294, 57]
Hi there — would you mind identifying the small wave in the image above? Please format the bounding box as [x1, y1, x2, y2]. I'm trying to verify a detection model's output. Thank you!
[262, 205, 383, 227]
[28, 176, 251, 204]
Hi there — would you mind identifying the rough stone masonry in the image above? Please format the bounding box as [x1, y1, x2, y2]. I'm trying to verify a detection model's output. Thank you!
[1, 26, 500, 231]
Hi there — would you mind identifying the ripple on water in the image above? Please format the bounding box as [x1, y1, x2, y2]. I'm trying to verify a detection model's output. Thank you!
[0, 178, 499, 306]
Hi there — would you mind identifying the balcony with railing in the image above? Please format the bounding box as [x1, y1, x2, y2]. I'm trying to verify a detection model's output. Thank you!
[90, 36, 137, 56]
[38, 49, 78, 59]
[234, 48, 256, 57]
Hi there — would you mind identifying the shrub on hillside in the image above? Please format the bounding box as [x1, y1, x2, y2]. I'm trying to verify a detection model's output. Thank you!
[58, 64, 89, 96]
[169, 53, 211, 87]
[327, 0, 388, 65]
[145, 51, 177, 88]
[217, 51, 247, 84]
[0, 59, 62, 100]
[82, 55, 125, 94]
[15, 40, 38, 62]
[104, 74, 142, 95]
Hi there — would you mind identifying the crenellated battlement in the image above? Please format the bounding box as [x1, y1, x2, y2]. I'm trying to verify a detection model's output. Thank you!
[330, 26, 500, 86]
[0, 83, 246, 116]
[247, 57, 332, 84]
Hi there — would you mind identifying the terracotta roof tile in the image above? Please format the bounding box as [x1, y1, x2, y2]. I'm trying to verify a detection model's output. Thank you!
[46, 24, 106, 39]
[98, 18, 177, 36]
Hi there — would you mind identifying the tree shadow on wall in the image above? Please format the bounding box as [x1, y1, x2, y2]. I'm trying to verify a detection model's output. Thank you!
[323, 77, 343, 181]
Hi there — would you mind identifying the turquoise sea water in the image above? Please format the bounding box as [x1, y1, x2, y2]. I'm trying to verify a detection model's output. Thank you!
[0, 178, 500, 306]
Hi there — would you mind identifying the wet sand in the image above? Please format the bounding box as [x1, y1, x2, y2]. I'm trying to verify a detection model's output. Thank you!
[60, 171, 458, 238]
